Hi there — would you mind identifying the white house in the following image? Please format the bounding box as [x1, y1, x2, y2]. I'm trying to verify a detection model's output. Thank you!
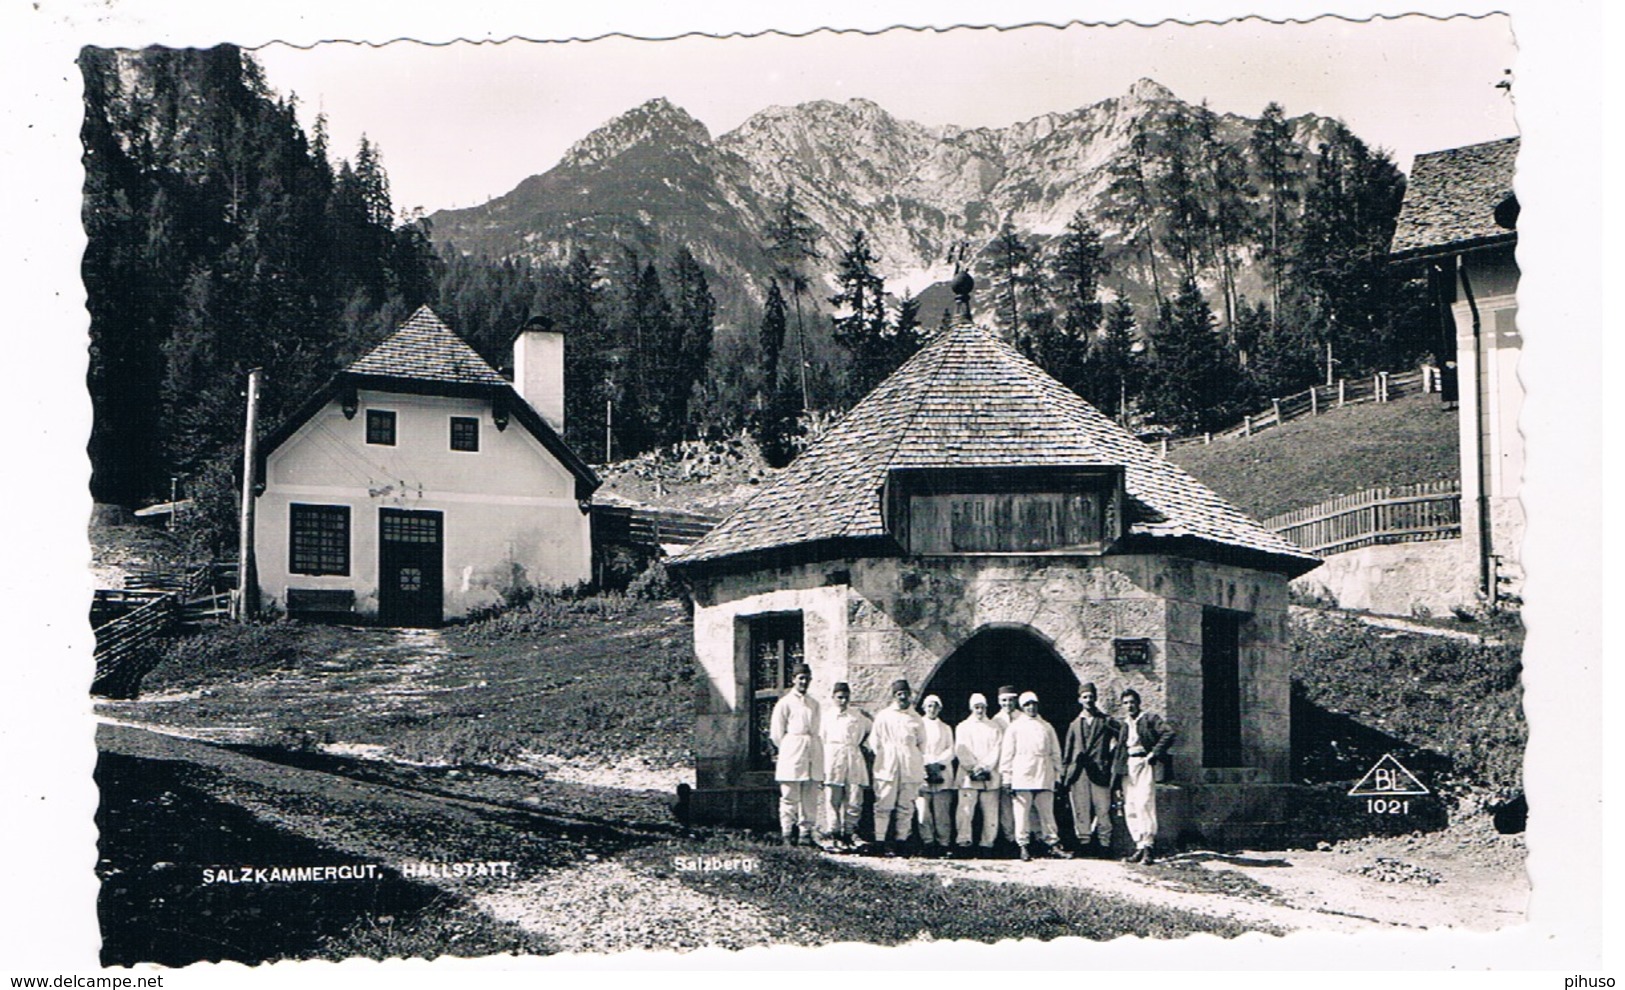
[253, 306, 598, 626]
[1389, 136, 1521, 603]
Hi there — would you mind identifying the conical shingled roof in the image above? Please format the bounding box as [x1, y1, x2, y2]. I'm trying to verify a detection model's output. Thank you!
[347, 306, 511, 387]
[672, 322, 1318, 576]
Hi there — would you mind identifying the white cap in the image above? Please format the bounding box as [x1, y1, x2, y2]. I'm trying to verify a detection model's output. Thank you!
[922, 694, 942, 709]
[968, 692, 988, 708]
[1019, 691, 1039, 706]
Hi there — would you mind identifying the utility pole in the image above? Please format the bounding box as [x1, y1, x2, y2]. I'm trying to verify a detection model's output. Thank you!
[235, 368, 261, 623]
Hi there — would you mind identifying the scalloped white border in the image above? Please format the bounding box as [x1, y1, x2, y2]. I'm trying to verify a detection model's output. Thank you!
[3, 0, 1613, 981]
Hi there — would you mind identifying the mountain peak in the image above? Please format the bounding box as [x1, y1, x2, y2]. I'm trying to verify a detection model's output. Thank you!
[560, 97, 713, 170]
[1125, 78, 1177, 103]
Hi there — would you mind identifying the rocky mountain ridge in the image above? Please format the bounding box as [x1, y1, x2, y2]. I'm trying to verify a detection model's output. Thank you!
[430, 79, 1344, 321]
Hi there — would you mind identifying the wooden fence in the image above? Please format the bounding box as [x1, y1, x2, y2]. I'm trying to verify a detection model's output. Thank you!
[91, 561, 236, 697]
[1157, 368, 1435, 455]
[592, 504, 721, 551]
[1264, 479, 1462, 556]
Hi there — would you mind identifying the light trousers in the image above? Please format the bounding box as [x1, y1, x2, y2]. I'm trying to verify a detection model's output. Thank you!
[873, 778, 921, 843]
[778, 780, 819, 837]
[1011, 789, 1060, 847]
[914, 788, 954, 846]
[823, 782, 864, 838]
[1121, 757, 1158, 849]
[955, 788, 999, 848]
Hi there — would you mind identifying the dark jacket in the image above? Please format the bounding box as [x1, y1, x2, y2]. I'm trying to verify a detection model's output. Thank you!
[1061, 710, 1119, 789]
[1110, 712, 1176, 781]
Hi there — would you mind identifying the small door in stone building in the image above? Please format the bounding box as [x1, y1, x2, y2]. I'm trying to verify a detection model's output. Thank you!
[747, 613, 804, 771]
[1201, 608, 1245, 767]
[378, 509, 443, 627]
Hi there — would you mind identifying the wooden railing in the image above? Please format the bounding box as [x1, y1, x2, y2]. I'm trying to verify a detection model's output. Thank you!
[92, 593, 177, 697]
[593, 504, 721, 551]
[1265, 479, 1462, 556]
[1156, 368, 1436, 455]
[91, 562, 236, 697]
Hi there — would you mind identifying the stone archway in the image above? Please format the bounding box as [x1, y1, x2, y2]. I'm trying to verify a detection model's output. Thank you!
[919, 626, 1081, 731]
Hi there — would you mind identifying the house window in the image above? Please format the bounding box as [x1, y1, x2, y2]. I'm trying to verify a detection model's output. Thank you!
[449, 416, 480, 452]
[366, 409, 397, 446]
[747, 613, 804, 772]
[290, 504, 350, 576]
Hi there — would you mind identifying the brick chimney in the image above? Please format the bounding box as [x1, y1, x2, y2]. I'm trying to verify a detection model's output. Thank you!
[512, 316, 565, 434]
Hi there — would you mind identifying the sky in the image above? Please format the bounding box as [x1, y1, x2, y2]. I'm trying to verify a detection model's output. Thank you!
[254, 15, 1519, 216]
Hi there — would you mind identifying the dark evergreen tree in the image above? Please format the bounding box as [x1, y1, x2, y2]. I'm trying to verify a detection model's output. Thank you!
[751, 282, 802, 467]
[829, 231, 924, 407]
[1152, 104, 1208, 287]
[1193, 102, 1253, 330]
[1249, 101, 1301, 330]
[669, 247, 717, 439]
[1084, 298, 1145, 422]
[616, 261, 682, 455]
[1101, 118, 1165, 307]
[1148, 279, 1250, 434]
[764, 185, 821, 411]
[986, 222, 1041, 340]
[1285, 123, 1420, 378]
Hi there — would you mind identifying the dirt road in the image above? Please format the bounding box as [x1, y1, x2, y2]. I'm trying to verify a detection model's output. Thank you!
[95, 716, 1526, 963]
[93, 619, 1527, 962]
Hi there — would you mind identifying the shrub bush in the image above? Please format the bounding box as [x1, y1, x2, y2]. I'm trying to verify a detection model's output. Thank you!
[453, 589, 635, 647]
[145, 620, 348, 689]
[1291, 612, 1524, 803]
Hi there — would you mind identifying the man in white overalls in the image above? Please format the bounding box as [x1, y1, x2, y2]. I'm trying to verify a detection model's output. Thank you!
[770, 662, 822, 846]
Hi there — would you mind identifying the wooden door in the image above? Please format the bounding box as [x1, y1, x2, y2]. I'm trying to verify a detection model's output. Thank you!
[378, 509, 443, 627]
[1201, 608, 1244, 767]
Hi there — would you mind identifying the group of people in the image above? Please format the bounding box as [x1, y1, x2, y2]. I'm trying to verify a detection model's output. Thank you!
[769, 665, 1177, 864]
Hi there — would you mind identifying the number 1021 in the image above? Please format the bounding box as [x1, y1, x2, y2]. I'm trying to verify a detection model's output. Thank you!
[1366, 798, 1410, 814]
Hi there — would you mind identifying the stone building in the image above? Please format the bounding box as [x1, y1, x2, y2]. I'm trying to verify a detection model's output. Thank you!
[669, 320, 1320, 842]
[1389, 136, 1522, 603]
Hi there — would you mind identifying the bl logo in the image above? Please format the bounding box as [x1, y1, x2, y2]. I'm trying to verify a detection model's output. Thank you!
[1349, 754, 1429, 797]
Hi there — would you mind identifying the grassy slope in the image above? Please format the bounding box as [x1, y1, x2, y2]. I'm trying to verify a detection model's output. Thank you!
[136, 597, 695, 766]
[1168, 393, 1459, 520]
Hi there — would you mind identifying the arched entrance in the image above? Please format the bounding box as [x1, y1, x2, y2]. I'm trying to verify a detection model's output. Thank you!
[919, 627, 1082, 731]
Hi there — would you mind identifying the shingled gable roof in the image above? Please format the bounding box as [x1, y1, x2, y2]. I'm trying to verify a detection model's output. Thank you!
[671, 322, 1319, 577]
[1391, 137, 1519, 260]
[256, 306, 598, 499]
[346, 306, 515, 387]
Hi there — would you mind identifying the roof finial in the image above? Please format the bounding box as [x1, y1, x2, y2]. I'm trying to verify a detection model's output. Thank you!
[948, 240, 974, 323]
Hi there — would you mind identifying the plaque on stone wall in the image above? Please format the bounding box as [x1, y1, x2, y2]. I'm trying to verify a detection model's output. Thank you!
[1114, 638, 1152, 668]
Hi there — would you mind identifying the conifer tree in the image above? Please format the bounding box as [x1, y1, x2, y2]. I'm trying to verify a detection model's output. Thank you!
[1083, 297, 1146, 422]
[764, 185, 821, 411]
[830, 230, 914, 406]
[753, 281, 803, 468]
[986, 222, 1041, 339]
[669, 247, 716, 440]
[1250, 101, 1301, 331]
[1149, 279, 1248, 434]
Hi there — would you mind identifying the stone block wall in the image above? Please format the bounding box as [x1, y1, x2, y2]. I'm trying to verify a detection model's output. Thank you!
[689, 552, 1294, 794]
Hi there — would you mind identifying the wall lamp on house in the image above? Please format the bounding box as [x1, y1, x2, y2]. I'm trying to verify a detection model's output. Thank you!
[341, 384, 359, 420]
